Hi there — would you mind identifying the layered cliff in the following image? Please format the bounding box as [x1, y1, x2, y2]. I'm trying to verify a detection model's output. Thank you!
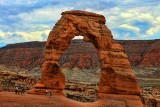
[0, 39, 160, 71]
[0, 41, 45, 71]
[118, 39, 160, 68]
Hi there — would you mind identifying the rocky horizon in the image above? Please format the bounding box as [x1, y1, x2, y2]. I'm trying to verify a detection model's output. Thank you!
[0, 39, 159, 70]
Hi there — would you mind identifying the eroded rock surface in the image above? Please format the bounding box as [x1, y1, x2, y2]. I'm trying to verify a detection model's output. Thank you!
[38, 10, 141, 99]
[0, 70, 38, 92]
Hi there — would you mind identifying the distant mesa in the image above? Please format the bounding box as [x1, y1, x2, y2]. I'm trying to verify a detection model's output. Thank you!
[0, 39, 160, 70]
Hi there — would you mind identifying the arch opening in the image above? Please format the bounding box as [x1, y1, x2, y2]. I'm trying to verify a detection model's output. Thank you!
[58, 36, 101, 102]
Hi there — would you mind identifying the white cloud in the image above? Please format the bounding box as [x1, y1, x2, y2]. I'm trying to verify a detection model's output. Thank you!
[0, 30, 5, 38]
[146, 25, 160, 35]
[120, 12, 134, 18]
[157, 16, 160, 22]
[0, 30, 50, 45]
[8, 6, 74, 33]
[30, 30, 50, 41]
[100, 5, 160, 39]
[120, 24, 140, 32]
[15, 32, 33, 40]
[145, 15, 160, 36]
[15, 30, 50, 41]
[18, 6, 73, 23]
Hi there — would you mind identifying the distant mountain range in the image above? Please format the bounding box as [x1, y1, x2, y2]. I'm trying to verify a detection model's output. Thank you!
[0, 39, 160, 71]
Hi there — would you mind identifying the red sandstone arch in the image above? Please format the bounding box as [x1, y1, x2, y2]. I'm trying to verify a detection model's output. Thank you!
[28, 11, 141, 98]
[41, 10, 141, 97]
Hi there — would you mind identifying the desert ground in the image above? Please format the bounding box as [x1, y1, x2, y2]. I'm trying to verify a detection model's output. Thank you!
[0, 92, 146, 107]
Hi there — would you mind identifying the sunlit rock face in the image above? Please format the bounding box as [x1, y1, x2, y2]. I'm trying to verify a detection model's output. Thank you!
[27, 10, 143, 106]
[41, 10, 140, 95]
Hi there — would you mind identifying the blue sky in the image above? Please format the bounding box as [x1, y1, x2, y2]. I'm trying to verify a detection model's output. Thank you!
[0, 0, 160, 47]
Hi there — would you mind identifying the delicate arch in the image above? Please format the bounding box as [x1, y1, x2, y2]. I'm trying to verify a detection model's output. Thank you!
[39, 10, 140, 97]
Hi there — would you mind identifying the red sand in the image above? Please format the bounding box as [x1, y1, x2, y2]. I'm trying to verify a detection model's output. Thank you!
[0, 92, 96, 107]
[0, 92, 143, 107]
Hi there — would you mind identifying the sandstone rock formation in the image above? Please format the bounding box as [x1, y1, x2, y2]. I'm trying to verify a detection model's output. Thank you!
[0, 70, 38, 92]
[31, 10, 141, 105]
[42, 10, 140, 95]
